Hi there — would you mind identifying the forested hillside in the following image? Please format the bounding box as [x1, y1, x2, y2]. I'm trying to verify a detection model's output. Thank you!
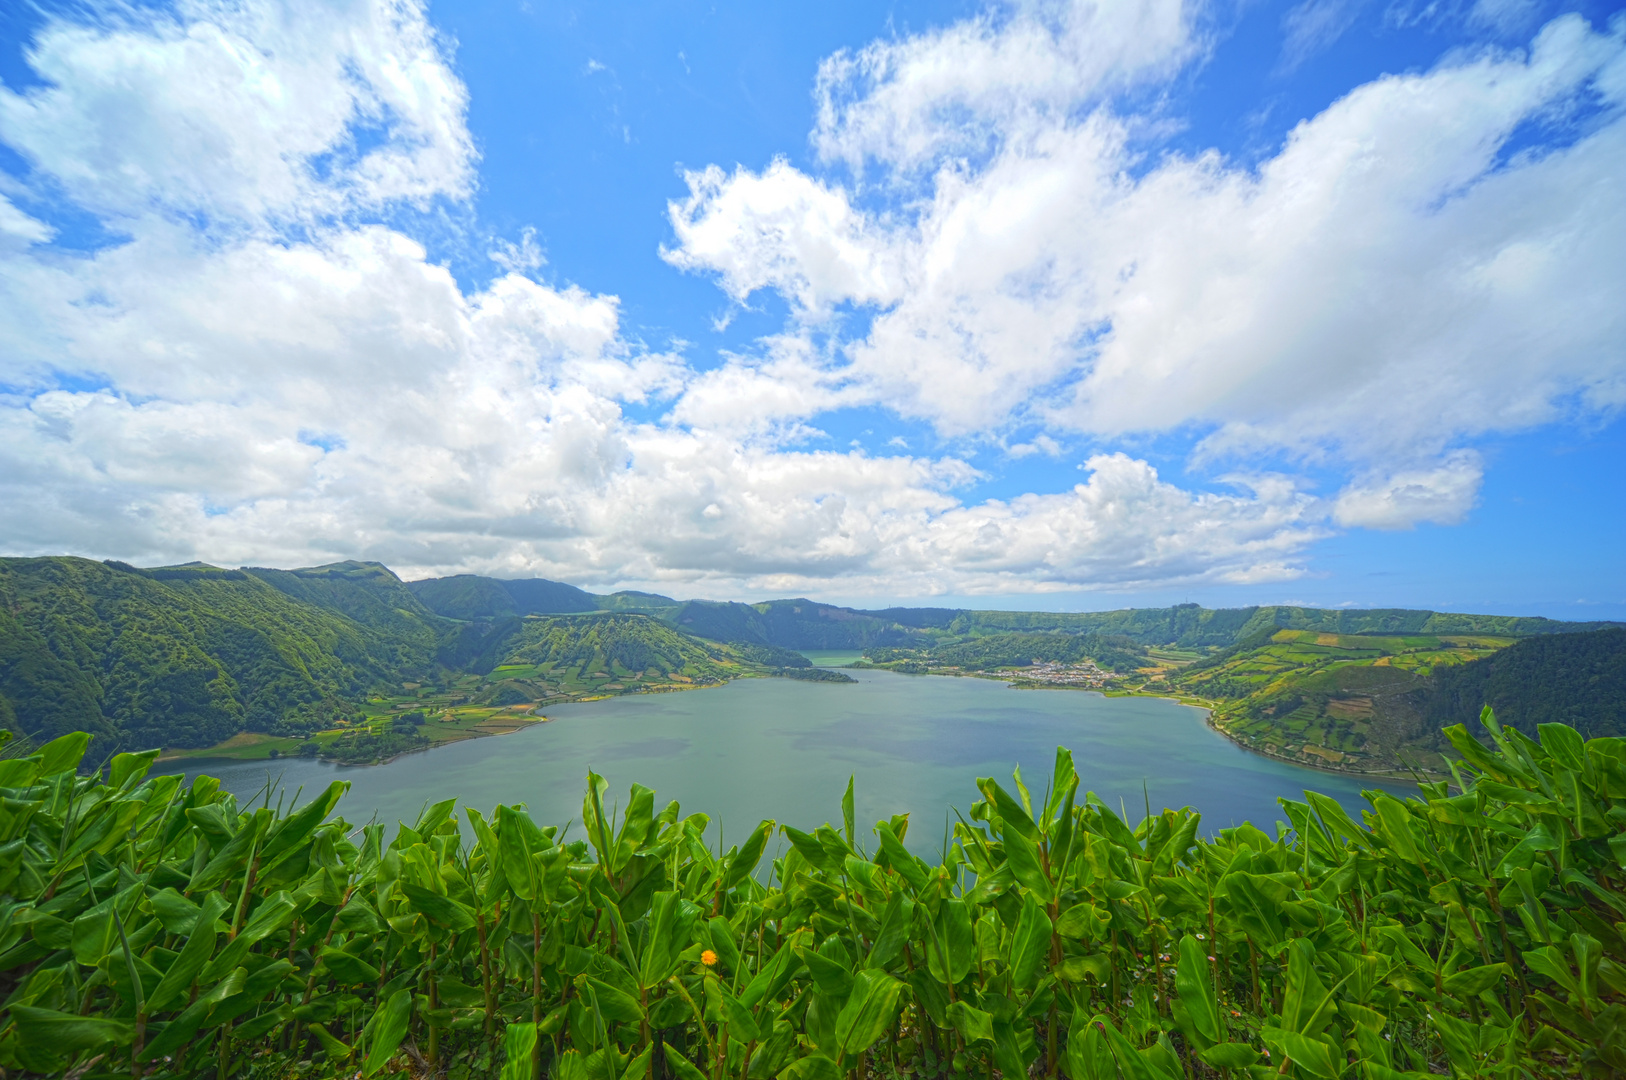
[406, 574, 600, 619]
[1427, 626, 1625, 737]
[406, 573, 674, 619]
[959, 602, 1619, 647]
[0, 558, 444, 751]
[1170, 626, 1626, 774]
[479, 613, 748, 703]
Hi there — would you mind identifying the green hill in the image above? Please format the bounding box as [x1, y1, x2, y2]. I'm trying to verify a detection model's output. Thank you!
[1169, 626, 1626, 774]
[954, 602, 1617, 646]
[406, 573, 600, 618]
[478, 613, 749, 701]
[667, 597, 924, 649]
[406, 572, 679, 619]
[1425, 626, 1625, 738]
[0, 557, 445, 751]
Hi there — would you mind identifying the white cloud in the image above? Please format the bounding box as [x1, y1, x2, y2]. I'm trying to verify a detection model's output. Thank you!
[896, 454, 1324, 593]
[0, 0, 1328, 596]
[812, 0, 1197, 172]
[0, 0, 473, 225]
[1280, 0, 1367, 70]
[0, 193, 53, 245]
[669, 14, 1626, 467]
[664, 159, 900, 316]
[1469, 0, 1542, 35]
[1008, 434, 1063, 458]
[3, 0, 1617, 599]
[1331, 451, 1483, 529]
[490, 226, 545, 274]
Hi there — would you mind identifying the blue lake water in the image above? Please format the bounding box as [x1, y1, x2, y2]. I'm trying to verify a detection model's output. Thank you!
[158, 663, 1413, 854]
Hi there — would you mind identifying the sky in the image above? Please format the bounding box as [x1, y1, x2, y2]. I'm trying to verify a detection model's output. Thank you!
[0, 0, 1622, 618]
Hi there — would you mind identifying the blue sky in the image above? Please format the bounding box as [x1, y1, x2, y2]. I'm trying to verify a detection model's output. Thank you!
[0, 0, 1621, 618]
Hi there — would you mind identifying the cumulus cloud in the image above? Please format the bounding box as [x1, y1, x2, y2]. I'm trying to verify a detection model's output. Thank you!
[0, 0, 472, 227]
[664, 159, 901, 316]
[0, 0, 1334, 596]
[4, 0, 1617, 597]
[1331, 452, 1483, 530]
[811, 0, 1196, 172]
[668, 11, 1626, 508]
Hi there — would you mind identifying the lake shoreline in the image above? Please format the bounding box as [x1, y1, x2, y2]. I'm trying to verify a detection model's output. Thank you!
[908, 668, 1443, 784]
[155, 674, 759, 767]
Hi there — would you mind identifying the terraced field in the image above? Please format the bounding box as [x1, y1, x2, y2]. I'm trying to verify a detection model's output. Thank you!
[1175, 629, 1513, 774]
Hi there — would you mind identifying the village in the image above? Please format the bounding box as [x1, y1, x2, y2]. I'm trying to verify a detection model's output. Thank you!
[1000, 658, 1113, 687]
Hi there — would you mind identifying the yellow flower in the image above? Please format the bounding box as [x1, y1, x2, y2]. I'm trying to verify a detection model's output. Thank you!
[701, 949, 718, 967]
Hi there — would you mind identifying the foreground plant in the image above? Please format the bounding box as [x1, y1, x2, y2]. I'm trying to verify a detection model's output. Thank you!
[1, 707, 1622, 1079]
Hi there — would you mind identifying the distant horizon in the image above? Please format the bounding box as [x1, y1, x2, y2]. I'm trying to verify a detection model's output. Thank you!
[16, 551, 1619, 624]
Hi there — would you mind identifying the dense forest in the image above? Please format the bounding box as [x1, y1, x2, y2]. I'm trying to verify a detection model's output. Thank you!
[1428, 627, 1626, 738]
[0, 558, 441, 750]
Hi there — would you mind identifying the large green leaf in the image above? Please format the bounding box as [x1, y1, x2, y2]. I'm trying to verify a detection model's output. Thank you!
[1066, 1018, 1115, 1080]
[10, 1006, 133, 1051]
[1174, 933, 1221, 1047]
[188, 807, 272, 893]
[705, 976, 761, 1042]
[833, 970, 903, 1059]
[1008, 891, 1052, 991]
[927, 898, 975, 986]
[362, 987, 414, 1076]
[199, 891, 297, 982]
[1442, 963, 1510, 999]
[867, 891, 912, 970]
[401, 882, 477, 932]
[502, 1023, 539, 1080]
[1368, 795, 1420, 863]
[320, 945, 382, 986]
[1280, 939, 1337, 1037]
[778, 1053, 842, 1080]
[874, 821, 928, 892]
[36, 732, 92, 777]
[1089, 1014, 1180, 1080]
[581, 973, 645, 1024]
[259, 781, 348, 870]
[1263, 1028, 1344, 1080]
[722, 819, 775, 892]
[947, 1000, 995, 1044]
[977, 777, 1038, 841]
[108, 749, 160, 789]
[146, 892, 226, 1012]
[665, 1042, 711, 1080]
[1199, 1042, 1261, 1069]
[800, 945, 854, 1000]
[612, 783, 656, 874]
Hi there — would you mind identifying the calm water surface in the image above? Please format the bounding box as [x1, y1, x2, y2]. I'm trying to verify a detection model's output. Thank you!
[159, 664, 1413, 852]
